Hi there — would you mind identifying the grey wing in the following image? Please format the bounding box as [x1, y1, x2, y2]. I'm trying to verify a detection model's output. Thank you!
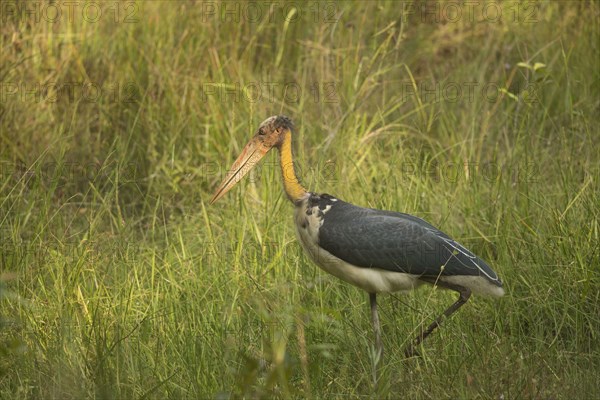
[318, 201, 502, 284]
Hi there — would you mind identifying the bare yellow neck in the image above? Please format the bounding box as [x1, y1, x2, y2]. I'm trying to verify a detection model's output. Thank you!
[277, 130, 308, 202]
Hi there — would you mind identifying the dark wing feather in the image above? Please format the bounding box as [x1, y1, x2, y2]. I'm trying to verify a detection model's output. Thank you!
[317, 197, 502, 285]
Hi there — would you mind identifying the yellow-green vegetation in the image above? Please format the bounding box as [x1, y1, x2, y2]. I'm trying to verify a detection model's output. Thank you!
[1, 1, 598, 398]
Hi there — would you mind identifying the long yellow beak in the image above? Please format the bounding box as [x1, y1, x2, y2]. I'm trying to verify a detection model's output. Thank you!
[210, 139, 269, 204]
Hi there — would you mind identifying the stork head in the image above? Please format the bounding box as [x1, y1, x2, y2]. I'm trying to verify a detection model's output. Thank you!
[210, 116, 294, 204]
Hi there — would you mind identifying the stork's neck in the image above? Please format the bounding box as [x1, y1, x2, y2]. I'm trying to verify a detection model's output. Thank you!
[277, 130, 308, 203]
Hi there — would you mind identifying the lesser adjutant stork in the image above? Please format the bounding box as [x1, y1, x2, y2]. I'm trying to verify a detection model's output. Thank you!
[210, 116, 504, 361]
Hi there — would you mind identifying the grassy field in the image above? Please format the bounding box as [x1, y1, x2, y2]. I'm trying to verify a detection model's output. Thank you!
[1, 1, 599, 398]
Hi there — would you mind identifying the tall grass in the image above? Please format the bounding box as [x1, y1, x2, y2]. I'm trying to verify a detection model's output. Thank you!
[1, 1, 599, 398]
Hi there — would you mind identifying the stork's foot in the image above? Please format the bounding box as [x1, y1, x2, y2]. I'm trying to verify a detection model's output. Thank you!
[403, 346, 421, 359]
[403, 279, 472, 358]
[369, 293, 383, 388]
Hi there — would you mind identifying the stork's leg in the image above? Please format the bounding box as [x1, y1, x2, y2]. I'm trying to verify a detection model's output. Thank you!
[404, 280, 471, 358]
[369, 292, 383, 363]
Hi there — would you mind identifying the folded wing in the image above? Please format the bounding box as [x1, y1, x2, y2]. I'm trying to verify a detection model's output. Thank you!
[317, 198, 502, 286]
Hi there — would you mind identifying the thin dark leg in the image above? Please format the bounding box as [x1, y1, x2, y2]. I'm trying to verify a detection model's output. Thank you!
[369, 292, 383, 387]
[404, 279, 472, 358]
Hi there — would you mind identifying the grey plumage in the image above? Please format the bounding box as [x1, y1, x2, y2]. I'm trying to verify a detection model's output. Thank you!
[310, 193, 502, 287]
